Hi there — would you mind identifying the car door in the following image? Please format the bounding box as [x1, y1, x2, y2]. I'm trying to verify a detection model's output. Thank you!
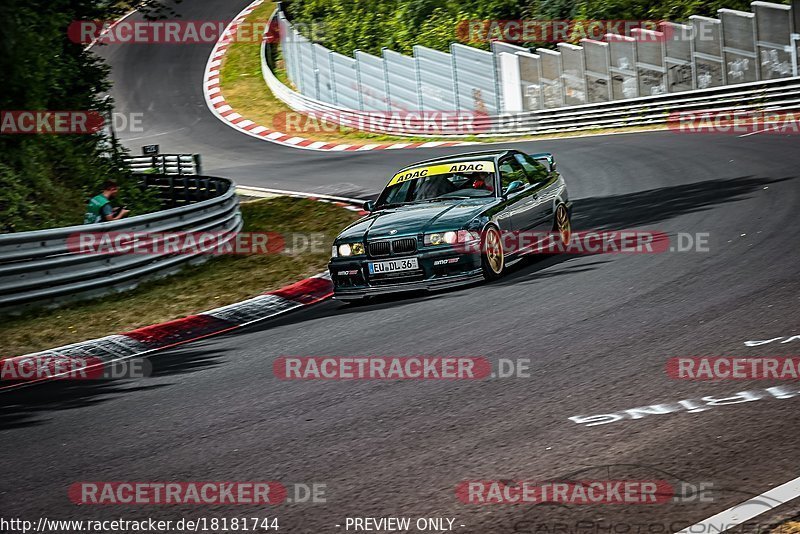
[497, 156, 535, 238]
[513, 152, 556, 231]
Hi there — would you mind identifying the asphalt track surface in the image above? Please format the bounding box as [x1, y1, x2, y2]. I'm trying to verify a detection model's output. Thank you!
[2, 0, 800, 532]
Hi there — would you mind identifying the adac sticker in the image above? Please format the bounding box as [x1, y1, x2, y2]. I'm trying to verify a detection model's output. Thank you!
[388, 160, 496, 186]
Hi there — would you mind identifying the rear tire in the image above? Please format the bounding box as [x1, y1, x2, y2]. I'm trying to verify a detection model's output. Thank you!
[481, 226, 505, 280]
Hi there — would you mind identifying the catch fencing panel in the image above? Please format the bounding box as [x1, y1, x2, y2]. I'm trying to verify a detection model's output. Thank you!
[753, 2, 794, 79]
[297, 34, 318, 97]
[330, 52, 361, 110]
[383, 49, 421, 112]
[581, 39, 611, 102]
[719, 9, 759, 83]
[517, 52, 543, 111]
[609, 35, 639, 99]
[497, 52, 522, 112]
[662, 22, 695, 92]
[278, 14, 300, 88]
[414, 46, 457, 111]
[272, 4, 797, 120]
[538, 48, 564, 108]
[632, 29, 667, 96]
[355, 50, 389, 111]
[492, 41, 531, 111]
[690, 16, 726, 88]
[558, 43, 587, 106]
[314, 44, 335, 104]
[451, 43, 499, 114]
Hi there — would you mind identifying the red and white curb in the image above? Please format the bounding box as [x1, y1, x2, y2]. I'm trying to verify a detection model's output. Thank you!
[201, 0, 475, 152]
[0, 273, 334, 391]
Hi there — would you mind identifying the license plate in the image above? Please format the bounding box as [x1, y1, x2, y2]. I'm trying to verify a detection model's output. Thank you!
[369, 257, 419, 274]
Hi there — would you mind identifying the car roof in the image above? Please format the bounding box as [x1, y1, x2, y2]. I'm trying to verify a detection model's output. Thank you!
[395, 149, 519, 172]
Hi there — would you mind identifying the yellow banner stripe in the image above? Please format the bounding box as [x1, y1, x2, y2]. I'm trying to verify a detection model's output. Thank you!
[388, 160, 496, 186]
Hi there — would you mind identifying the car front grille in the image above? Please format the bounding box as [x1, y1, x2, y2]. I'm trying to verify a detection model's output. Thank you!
[368, 237, 417, 257]
[391, 238, 417, 254]
[368, 241, 391, 257]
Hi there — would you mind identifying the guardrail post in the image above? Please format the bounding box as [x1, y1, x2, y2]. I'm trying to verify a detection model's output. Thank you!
[450, 43, 461, 110]
[413, 55, 423, 111]
[792, 0, 800, 76]
[168, 175, 175, 207]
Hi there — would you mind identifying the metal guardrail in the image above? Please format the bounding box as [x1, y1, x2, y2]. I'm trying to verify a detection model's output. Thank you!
[264, 3, 800, 136]
[0, 175, 241, 314]
[125, 154, 202, 175]
[276, 2, 800, 113]
[263, 27, 800, 136]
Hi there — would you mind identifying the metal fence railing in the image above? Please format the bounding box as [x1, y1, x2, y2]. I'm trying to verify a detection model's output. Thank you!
[125, 154, 202, 175]
[0, 175, 241, 314]
[267, 1, 800, 136]
[263, 26, 800, 136]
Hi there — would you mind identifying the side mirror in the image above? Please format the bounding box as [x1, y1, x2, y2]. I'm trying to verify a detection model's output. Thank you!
[363, 200, 375, 212]
[503, 180, 525, 198]
[532, 152, 557, 173]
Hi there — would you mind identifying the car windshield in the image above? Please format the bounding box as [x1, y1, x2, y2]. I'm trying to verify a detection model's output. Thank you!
[376, 160, 496, 207]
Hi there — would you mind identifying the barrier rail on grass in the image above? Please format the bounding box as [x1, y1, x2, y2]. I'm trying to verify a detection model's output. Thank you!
[0, 174, 241, 314]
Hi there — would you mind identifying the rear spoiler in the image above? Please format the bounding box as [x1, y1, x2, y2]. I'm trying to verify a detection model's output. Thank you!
[530, 152, 556, 172]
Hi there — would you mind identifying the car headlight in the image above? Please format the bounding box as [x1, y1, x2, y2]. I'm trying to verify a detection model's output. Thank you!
[336, 242, 364, 256]
[424, 230, 479, 246]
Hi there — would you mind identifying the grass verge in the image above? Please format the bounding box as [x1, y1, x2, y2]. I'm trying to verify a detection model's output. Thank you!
[220, 1, 431, 144]
[775, 522, 800, 534]
[218, 2, 670, 146]
[1, 197, 360, 357]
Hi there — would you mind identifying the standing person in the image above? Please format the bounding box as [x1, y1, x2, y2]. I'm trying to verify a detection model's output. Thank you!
[84, 180, 130, 224]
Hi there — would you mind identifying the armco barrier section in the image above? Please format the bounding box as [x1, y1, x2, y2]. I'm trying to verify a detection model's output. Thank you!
[125, 154, 202, 175]
[263, 18, 800, 137]
[274, 1, 798, 119]
[0, 175, 241, 313]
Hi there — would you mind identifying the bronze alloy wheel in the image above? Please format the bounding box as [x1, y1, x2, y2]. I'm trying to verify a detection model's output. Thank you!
[482, 226, 505, 278]
[555, 204, 572, 246]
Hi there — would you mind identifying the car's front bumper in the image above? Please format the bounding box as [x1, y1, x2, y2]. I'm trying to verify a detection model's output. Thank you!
[329, 248, 483, 300]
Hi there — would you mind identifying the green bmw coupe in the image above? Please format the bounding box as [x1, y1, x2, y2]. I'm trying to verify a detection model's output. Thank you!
[329, 149, 572, 301]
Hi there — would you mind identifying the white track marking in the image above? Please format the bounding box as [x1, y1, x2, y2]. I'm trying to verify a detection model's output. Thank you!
[676, 475, 800, 533]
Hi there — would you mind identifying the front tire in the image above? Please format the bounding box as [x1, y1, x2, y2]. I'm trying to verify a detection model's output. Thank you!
[553, 203, 572, 247]
[481, 226, 505, 280]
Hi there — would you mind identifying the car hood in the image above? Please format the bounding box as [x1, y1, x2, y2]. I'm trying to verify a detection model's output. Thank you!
[337, 199, 492, 241]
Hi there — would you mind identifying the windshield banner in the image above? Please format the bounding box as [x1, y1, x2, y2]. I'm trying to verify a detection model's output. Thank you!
[388, 161, 496, 186]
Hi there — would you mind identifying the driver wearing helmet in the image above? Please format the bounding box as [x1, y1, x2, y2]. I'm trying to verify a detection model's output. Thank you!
[470, 171, 493, 192]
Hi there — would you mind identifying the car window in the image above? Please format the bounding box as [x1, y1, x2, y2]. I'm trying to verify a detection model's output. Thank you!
[514, 153, 550, 185]
[379, 169, 495, 206]
[499, 158, 527, 192]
